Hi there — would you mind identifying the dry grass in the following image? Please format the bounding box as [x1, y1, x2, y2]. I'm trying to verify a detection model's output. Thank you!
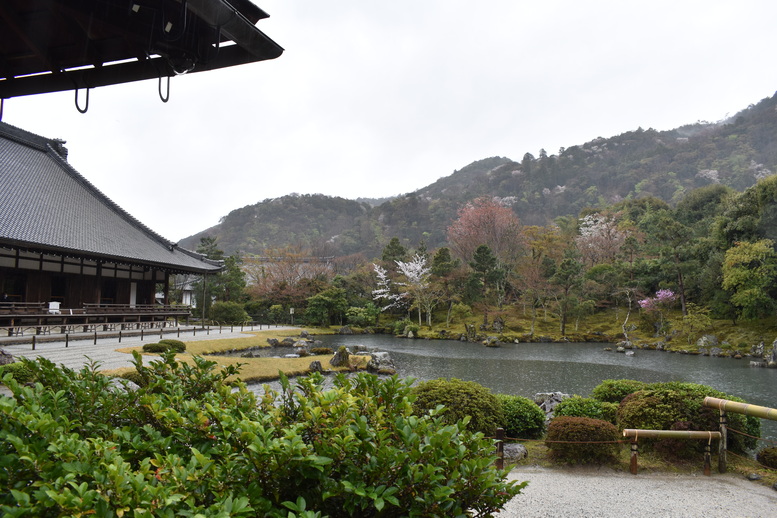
[106, 327, 366, 383]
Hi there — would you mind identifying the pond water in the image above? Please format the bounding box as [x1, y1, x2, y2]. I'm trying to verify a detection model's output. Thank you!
[313, 334, 777, 439]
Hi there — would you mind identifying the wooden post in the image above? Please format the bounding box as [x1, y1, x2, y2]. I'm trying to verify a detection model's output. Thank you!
[159, 327, 163, 339]
[32, 335, 36, 350]
[118, 330, 122, 343]
[140, 328, 144, 341]
[719, 410, 727, 473]
[94, 331, 97, 345]
[65, 333, 69, 348]
[177, 327, 180, 338]
[704, 443, 711, 476]
[495, 428, 504, 470]
[193, 327, 196, 336]
[630, 440, 639, 474]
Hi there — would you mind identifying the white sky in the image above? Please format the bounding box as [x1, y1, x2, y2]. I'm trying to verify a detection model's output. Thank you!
[4, 1, 777, 244]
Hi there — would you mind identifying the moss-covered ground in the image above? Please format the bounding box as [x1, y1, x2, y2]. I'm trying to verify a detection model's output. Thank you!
[385, 305, 777, 357]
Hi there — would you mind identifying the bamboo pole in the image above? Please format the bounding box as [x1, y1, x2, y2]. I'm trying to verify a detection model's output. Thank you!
[703, 397, 777, 421]
[719, 410, 727, 473]
[623, 429, 721, 440]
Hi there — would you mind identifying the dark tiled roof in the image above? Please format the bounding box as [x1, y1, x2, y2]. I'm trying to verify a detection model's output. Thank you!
[0, 122, 222, 274]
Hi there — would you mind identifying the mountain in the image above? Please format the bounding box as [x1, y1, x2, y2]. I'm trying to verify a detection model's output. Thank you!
[180, 93, 777, 257]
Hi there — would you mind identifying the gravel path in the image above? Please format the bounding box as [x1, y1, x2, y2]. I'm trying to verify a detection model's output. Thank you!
[496, 466, 777, 518]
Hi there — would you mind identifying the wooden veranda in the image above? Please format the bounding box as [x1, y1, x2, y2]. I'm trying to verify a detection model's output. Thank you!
[0, 302, 192, 336]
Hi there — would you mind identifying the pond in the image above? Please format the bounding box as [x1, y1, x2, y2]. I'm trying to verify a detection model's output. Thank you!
[313, 334, 777, 439]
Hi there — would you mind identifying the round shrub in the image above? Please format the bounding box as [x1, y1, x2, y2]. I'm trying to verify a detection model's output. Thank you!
[142, 340, 185, 354]
[0, 361, 35, 384]
[496, 394, 545, 439]
[546, 416, 620, 464]
[756, 447, 777, 469]
[159, 339, 186, 352]
[592, 379, 648, 403]
[118, 370, 147, 387]
[554, 396, 617, 425]
[617, 382, 760, 455]
[412, 378, 504, 436]
[141, 342, 166, 353]
[393, 318, 420, 336]
[209, 301, 250, 324]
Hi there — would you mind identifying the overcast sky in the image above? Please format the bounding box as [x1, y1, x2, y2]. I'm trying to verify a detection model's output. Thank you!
[4, 1, 777, 244]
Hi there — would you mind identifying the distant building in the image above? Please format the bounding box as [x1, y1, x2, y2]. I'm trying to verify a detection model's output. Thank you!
[0, 122, 222, 308]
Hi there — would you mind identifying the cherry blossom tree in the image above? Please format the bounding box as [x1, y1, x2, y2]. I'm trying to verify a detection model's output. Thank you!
[574, 212, 627, 266]
[446, 197, 524, 265]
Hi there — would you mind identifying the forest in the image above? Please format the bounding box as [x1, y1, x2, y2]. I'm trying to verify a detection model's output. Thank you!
[182, 169, 777, 351]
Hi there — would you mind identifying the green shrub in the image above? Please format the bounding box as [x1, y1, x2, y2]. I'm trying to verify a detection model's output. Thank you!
[0, 361, 36, 384]
[142, 341, 185, 353]
[392, 318, 420, 336]
[209, 300, 250, 324]
[159, 339, 186, 352]
[757, 447, 777, 469]
[412, 378, 504, 435]
[591, 379, 648, 403]
[496, 394, 545, 439]
[554, 396, 617, 424]
[616, 381, 760, 456]
[546, 416, 620, 464]
[0, 354, 523, 516]
[450, 302, 473, 323]
[310, 347, 333, 356]
[345, 304, 380, 327]
[141, 342, 163, 353]
[118, 370, 147, 387]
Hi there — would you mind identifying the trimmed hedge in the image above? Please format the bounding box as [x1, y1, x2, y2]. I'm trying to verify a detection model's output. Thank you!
[616, 381, 760, 455]
[554, 396, 618, 425]
[496, 394, 545, 439]
[756, 447, 777, 469]
[412, 378, 504, 436]
[546, 416, 620, 464]
[0, 361, 36, 384]
[142, 339, 186, 354]
[591, 379, 648, 404]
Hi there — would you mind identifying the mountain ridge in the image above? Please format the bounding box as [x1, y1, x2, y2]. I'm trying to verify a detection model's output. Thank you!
[180, 92, 777, 257]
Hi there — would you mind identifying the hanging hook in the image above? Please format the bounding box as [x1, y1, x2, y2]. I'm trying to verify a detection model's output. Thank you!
[159, 75, 170, 103]
[75, 87, 90, 113]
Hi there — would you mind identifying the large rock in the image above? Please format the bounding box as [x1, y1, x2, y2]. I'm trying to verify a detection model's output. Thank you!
[697, 335, 718, 348]
[330, 346, 350, 367]
[338, 326, 353, 335]
[309, 360, 324, 373]
[484, 336, 501, 347]
[366, 352, 396, 375]
[0, 349, 15, 366]
[503, 443, 528, 462]
[533, 392, 570, 418]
